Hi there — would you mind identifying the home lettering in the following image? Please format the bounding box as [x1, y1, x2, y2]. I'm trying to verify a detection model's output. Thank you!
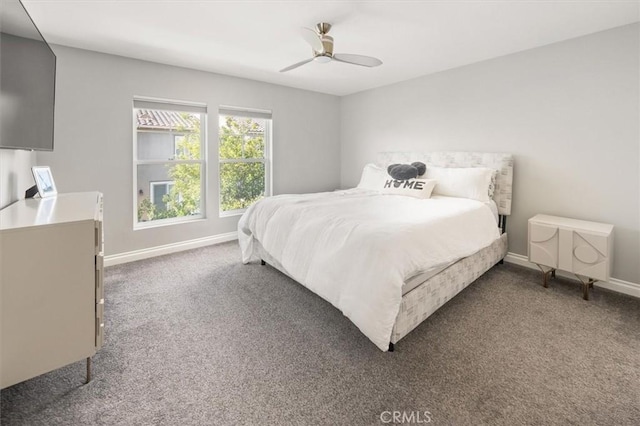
[383, 180, 424, 190]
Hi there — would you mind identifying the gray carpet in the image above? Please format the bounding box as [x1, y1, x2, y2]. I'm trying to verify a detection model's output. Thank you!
[1, 241, 639, 425]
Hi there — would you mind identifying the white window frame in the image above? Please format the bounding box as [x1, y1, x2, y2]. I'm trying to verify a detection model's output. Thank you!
[133, 97, 207, 229]
[218, 106, 272, 217]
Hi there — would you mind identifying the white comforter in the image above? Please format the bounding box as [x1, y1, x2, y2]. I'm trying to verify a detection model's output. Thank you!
[238, 189, 500, 351]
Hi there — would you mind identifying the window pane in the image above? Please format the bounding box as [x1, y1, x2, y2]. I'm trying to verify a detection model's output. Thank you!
[136, 109, 201, 160]
[220, 162, 265, 212]
[219, 115, 265, 160]
[137, 163, 201, 222]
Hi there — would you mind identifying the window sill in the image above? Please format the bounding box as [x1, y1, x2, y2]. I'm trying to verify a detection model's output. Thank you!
[219, 209, 246, 218]
[134, 215, 206, 230]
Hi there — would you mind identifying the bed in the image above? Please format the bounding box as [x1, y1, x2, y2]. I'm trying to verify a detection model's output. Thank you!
[238, 152, 513, 351]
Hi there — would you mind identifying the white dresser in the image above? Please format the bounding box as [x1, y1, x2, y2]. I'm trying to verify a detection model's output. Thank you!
[528, 214, 613, 300]
[0, 192, 104, 388]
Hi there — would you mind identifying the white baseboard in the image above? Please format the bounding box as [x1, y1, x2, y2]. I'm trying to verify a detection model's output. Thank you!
[105, 232, 238, 267]
[504, 252, 640, 299]
[105, 241, 639, 299]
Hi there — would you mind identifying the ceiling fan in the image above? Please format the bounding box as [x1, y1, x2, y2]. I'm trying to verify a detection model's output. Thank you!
[280, 23, 383, 72]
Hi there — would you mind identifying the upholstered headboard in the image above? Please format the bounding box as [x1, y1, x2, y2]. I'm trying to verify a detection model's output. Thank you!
[376, 151, 514, 216]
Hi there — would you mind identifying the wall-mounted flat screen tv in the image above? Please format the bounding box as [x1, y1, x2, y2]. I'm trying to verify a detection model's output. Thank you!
[1, 0, 56, 151]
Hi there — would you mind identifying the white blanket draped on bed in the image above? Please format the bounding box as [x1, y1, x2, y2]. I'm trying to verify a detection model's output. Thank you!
[238, 189, 500, 351]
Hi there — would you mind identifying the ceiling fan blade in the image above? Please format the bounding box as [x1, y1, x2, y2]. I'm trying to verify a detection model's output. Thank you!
[279, 57, 314, 73]
[300, 27, 324, 52]
[333, 53, 382, 67]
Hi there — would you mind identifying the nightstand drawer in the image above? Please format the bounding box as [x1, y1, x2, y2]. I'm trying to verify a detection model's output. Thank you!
[571, 230, 610, 281]
[529, 223, 559, 268]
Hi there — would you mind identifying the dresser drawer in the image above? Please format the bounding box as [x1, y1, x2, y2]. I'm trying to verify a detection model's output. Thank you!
[95, 220, 103, 255]
[95, 301, 104, 349]
[95, 254, 104, 301]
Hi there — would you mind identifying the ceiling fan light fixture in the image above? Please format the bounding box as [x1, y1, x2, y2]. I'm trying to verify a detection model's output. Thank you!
[314, 55, 332, 64]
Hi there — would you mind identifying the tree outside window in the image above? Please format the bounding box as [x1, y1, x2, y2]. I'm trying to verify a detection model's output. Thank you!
[219, 110, 271, 214]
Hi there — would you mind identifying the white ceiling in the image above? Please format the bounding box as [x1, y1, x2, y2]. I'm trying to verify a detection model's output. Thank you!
[22, 0, 639, 96]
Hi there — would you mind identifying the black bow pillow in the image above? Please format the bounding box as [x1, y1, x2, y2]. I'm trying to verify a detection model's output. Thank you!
[387, 162, 427, 180]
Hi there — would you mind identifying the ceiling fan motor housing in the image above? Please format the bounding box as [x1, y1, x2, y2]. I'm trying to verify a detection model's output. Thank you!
[313, 22, 334, 58]
[317, 35, 334, 56]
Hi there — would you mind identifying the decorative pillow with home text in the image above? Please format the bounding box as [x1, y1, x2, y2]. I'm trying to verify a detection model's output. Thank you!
[380, 178, 437, 199]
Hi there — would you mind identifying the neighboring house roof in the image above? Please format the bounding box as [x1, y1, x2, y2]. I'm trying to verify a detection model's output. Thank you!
[136, 109, 198, 131]
[137, 109, 265, 133]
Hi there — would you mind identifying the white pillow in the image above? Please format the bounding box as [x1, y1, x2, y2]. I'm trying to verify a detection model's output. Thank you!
[380, 178, 437, 199]
[357, 163, 388, 189]
[425, 167, 495, 202]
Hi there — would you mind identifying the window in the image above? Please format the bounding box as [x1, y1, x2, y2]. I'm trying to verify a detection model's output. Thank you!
[134, 98, 207, 227]
[150, 181, 175, 211]
[218, 107, 271, 216]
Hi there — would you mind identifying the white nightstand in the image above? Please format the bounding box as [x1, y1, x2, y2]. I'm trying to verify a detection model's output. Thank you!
[528, 214, 613, 300]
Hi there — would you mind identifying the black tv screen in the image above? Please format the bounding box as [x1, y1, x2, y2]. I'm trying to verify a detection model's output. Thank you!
[0, 0, 56, 151]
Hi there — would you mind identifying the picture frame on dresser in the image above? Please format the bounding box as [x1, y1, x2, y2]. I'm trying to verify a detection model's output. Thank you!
[31, 166, 57, 198]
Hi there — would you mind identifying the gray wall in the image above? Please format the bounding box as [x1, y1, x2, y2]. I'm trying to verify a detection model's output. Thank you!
[0, 149, 35, 209]
[340, 24, 639, 283]
[37, 45, 341, 256]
